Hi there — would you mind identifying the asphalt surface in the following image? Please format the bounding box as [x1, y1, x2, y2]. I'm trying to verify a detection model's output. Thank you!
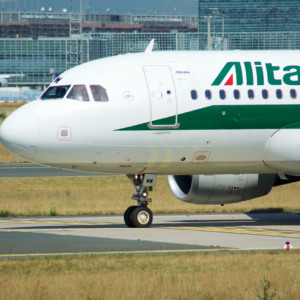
[1, 213, 300, 258]
[1, 163, 300, 258]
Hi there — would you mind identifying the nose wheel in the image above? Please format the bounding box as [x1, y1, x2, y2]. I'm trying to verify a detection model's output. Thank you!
[124, 174, 156, 228]
[124, 205, 153, 228]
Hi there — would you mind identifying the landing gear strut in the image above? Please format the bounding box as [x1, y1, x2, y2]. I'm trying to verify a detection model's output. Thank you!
[124, 174, 157, 228]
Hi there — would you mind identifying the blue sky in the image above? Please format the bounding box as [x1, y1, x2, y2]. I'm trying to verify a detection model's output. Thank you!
[5, 0, 198, 16]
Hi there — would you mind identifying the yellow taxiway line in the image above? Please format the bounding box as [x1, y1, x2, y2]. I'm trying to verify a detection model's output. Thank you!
[1, 220, 300, 238]
[165, 226, 300, 238]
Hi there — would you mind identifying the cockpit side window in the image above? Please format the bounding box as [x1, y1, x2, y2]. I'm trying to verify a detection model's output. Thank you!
[40, 85, 70, 100]
[67, 85, 90, 102]
[90, 85, 109, 102]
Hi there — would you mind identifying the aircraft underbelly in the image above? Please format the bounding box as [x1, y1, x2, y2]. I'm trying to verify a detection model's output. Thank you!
[36, 129, 275, 175]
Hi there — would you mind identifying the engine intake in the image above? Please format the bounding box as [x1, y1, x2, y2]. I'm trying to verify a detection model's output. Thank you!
[0, 78, 8, 87]
[167, 174, 275, 205]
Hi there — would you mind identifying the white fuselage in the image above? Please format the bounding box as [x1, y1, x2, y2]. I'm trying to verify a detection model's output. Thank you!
[1, 50, 300, 176]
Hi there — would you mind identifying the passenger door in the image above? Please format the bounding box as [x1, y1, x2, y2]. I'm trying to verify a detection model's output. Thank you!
[143, 65, 178, 128]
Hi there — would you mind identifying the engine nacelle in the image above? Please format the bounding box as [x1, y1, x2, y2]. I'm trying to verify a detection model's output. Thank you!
[0, 78, 8, 87]
[264, 126, 300, 175]
[167, 174, 275, 205]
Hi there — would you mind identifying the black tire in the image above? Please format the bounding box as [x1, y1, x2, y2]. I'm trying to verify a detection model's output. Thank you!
[124, 206, 137, 227]
[130, 206, 153, 228]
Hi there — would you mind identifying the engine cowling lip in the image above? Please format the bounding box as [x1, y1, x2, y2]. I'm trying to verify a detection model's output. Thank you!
[167, 175, 191, 201]
[264, 125, 300, 174]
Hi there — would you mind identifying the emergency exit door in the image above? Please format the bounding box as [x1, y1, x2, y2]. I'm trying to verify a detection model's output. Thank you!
[143, 66, 178, 128]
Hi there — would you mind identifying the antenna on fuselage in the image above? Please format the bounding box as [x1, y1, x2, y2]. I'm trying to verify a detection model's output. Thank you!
[145, 39, 155, 54]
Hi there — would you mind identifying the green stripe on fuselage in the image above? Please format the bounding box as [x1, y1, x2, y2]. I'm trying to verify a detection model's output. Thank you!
[117, 105, 300, 131]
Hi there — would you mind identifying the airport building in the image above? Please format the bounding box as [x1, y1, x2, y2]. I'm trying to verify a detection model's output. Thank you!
[0, 0, 299, 89]
[198, 0, 300, 33]
[0, 12, 199, 87]
[198, 0, 300, 50]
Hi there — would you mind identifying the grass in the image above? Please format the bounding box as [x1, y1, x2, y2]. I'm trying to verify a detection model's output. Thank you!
[0, 210, 10, 217]
[0, 176, 300, 216]
[50, 207, 57, 216]
[0, 102, 25, 113]
[0, 252, 299, 300]
[0, 142, 27, 163]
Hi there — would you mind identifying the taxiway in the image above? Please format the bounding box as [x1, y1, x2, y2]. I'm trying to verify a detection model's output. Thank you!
[1, 212, 300, 258]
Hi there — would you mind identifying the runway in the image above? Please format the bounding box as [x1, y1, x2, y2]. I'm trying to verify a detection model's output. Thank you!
[1, 212, 300, 258]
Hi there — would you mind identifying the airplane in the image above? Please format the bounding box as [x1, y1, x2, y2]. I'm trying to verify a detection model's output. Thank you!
[0, 73, 25, 87]
[1, 41, 300, 228]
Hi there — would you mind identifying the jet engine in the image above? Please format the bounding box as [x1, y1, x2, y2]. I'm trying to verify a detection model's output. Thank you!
[167, 174, 276, 205]
[0, 78, 8, 87]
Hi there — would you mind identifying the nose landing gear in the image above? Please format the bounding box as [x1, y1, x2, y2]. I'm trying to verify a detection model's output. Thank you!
[124, 174, 157, 228]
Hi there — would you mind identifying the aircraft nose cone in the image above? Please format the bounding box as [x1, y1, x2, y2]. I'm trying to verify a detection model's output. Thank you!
[0, 107, 39, 161]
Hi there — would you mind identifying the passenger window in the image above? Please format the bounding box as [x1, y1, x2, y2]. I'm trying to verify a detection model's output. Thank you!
[67, 85, 89, 101]
[290, 89, 297, 99]
[248, 89, 254, 99]
[90, 85, 109, 102]
[233, 90, 240, 100]
[219, 89, 226, 100]
[40, 85, 71, 100]
[191, 90, 198, 100]
[205, 90, 212, 100]
[276, 89, 283, 99]
[262, 89, 268, 99]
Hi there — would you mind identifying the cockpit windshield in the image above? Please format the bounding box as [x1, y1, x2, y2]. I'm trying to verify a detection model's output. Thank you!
[40, 84, 109, 102]
[67, 85, 90, 102]
[40, 85, 70, 100]
[90, 85, 109, 102]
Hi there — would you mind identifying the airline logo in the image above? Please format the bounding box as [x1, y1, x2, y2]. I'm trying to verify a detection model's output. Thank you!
[212, 62, 300, 86]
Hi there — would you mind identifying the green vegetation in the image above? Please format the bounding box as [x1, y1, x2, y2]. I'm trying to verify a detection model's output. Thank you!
[50, 207, 57, 216]
[0, 210, 10, 217]
[257, 277, 277, 300]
